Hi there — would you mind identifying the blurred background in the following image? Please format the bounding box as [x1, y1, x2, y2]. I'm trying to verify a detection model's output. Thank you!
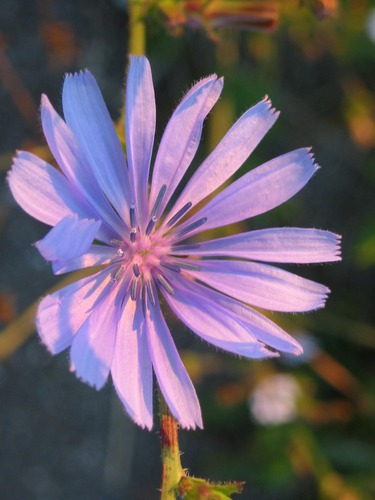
[0, 0, 375, 498]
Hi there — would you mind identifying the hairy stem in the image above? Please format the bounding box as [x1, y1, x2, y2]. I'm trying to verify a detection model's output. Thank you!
[159, 391, 184, 499]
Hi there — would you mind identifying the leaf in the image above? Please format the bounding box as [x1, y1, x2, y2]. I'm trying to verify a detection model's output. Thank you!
[178, 475, 245, 499]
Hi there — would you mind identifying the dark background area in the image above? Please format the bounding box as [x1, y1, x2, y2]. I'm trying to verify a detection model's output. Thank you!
[0, 1, 375, 498]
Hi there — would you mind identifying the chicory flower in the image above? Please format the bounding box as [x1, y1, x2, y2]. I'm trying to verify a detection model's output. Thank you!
[8, 56, 341, 429]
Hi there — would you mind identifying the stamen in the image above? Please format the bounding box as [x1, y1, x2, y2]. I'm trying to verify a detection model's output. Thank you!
[130, 228, 137, 243]
[167, 202, 192, 227]
[161, 262, 181, 273]
[172, 260, 201, 271]
[129, 204, 138, 243]
[131, 278, 139, 301]
[132, 263, 140, 278]
[151, 184, 167, 220]
[175, 217, 207, 238]
[145, 218, 156, 236]
[141, 285, 147, 317]
[117, 248, 124, 257]
[171, 244, 200, 253]
[156, 274, 174, 295]
[145, 280, 156, 307]
[113, 266, 124, 282]
[145, 185, 167, 236]
[129, 204, 136, 228]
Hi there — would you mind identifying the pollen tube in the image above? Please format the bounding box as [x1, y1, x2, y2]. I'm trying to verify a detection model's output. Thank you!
[130, 278, 139, 301]
[156, 274, 174, 295]
[161, 262, 181, 273]
[146, 184, 167, 236]
[129, 204, 137, 243]
[145, 280, 156, 307]
[175, 217, 207, 238]
[167, 202, 192, 227]
[151, 184, 167, 220]
[133, 263, 140, 278]
[171, 259, 201, 271]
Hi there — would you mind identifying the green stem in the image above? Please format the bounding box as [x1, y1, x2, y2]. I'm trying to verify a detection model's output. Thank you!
[116, 0, 147, 143]
[159, 391, 184, 499]
[128, 0, 147, 56]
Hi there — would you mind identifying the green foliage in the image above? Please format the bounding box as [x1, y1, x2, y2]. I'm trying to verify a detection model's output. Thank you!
[178, 475, 244, 499]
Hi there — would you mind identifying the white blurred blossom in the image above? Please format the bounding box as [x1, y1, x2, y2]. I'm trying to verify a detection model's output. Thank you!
[249, 374, 301, 425]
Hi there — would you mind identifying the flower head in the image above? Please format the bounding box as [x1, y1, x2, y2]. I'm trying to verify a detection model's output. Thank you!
[8, 56, 341, 430]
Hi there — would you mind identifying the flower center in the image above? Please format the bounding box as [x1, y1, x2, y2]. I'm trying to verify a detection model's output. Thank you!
[110, 185, 174, 306]
[110, 184, 205, 308]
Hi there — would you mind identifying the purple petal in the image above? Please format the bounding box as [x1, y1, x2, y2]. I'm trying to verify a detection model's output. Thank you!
[36, 269, 112, 354]
[8, 152, 88, 227]
[214, 293, 303, 355]
[52, 245, 118, 275]
[162, 274, 281, 357]
[187, 279, 302, 355]
[111, 296, 153, 430]
[70, 284, 120, 390]
[126, 56, 156, 228]
[173, 228, 341, 263]
[41, 95, 127, 236]
[185, 259, 329, 312]
[62, 71, 132, 223]
[145, 298, 202, 429]
[172, 148, 318, 240]
[36, 215, 101, 262]
[149, 75, 223, 215]
[167, 97, 278, 227]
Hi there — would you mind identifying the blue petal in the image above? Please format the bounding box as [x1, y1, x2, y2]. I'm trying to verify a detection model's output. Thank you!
[8, 151, 116, 243]
[8, 152, 87, 226]
[145, 293, 203, 429]
[36, 269, 112, 354]
[162, 274, 301, 355]
[126, 56, 156, 229]
[172, 149, 318, 240]
[149, 74, 223, 217]
[62, 71, 132, 224]
[70, 284, 121, 390]
[41, 95, 127, 237]
[172, 228, 341, 263]
[167, 97, 278, 228]
[52, 245, 118, 275]
[36, 214, 101, 262]
[162, 273, 288, 356]
[111, 296, 153, 430]
[184, 259, 329, 313]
